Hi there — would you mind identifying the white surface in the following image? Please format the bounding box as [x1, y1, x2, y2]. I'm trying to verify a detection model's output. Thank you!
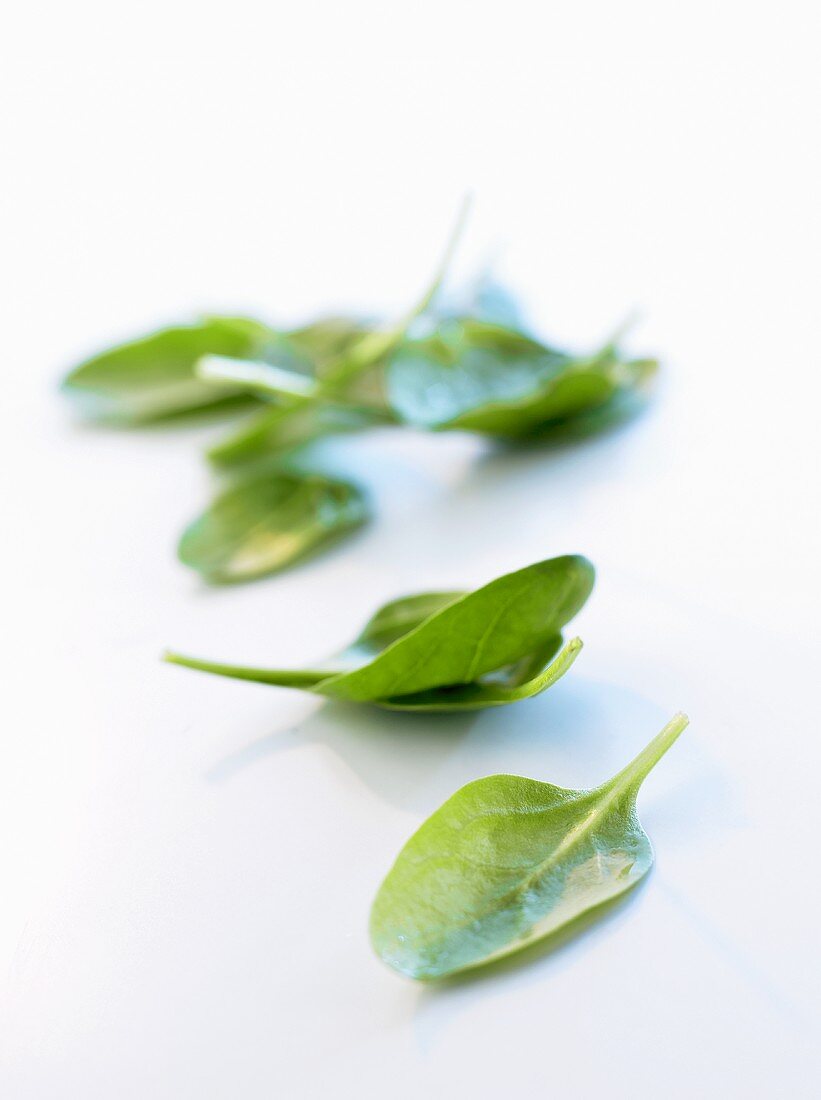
[2, 2, 820, 1097]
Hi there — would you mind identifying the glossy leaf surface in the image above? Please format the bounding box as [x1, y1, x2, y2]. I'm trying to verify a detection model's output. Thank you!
[371, 713, 688, 979]
[62, 317, 279, 423]
[177, 470, 368, 583]
[165, 555, 594, 709]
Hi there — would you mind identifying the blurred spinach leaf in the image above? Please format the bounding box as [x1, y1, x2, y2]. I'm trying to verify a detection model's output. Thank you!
[205, 400, 392, 468]
[387, 319, 656, 437]
[177, 468, 368, 583]
[61, 316, 283, 424]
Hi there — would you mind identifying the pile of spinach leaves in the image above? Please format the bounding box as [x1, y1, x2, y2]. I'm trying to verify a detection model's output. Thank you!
[62, 207, 656, 583]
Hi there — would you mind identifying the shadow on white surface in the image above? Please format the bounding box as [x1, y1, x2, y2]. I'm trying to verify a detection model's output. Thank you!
[203, 674, 672, 814]
[410, 877, 653, 1051]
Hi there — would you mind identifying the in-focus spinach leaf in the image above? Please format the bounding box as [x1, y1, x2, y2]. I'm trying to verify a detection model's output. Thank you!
[387, 319, 656, 437]
[370, 713, 688, 979]
[61, 317, 280, 424]
[177, 469, 368, 583]
[164, 555, 594, 709]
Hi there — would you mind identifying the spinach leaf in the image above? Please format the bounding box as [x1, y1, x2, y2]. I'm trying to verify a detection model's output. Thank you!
[177, 469, 368, 583]
[205, 401, 392, 468]
[386, 319, 656, 437]
[520, 357, 658, 443]
[370, 712, 689, 979]
[164, 555, 593, 709]
[61, 316, 281, 424]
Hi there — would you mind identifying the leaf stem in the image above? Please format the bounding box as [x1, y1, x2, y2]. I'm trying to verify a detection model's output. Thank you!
[162, 650, 327, 688]
[606, 712, 689, 794]
[321, 193, 472, 389]
[500, 636, 582, 699]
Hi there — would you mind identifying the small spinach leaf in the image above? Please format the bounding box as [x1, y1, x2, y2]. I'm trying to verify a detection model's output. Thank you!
[177, 469, 368, 583]
[61, 316, 280, 424]
[387, 319, 655, 437]
[370, 713, 688, 979]
[205, 399, 390, 468]
[164, 555, 593, 709]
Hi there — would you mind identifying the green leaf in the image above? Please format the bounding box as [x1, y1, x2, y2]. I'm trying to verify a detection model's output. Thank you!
[205, 400, 392, 468]
[177, 469, 369, 583]
[61, 316, 280, 424]
[387, 319, 656, 437]
[522, 358, 658, 444]
[164, 555, 594, 710]
[370, 713, 689, 979]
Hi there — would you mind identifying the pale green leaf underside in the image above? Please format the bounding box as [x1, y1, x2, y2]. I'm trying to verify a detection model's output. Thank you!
[164, 555, 594, 710]
[370, 713, 688, 979]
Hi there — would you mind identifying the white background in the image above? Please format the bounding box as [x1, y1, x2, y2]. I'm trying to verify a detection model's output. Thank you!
[1, 2, 819, 1097]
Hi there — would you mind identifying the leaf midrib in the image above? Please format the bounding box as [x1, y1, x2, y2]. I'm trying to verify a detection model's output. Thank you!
[399, 775, 638, 963]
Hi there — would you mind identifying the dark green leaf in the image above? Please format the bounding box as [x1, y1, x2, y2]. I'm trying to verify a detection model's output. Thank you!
[177, 469, 368, 583]
[370, 713, 688, 979]
[197, 356, 321, 401]
[164, 555, 594, 710]
[521, 358, 657, 443]
[387, 319, 656, 437]
[61, 316, 280, 424]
